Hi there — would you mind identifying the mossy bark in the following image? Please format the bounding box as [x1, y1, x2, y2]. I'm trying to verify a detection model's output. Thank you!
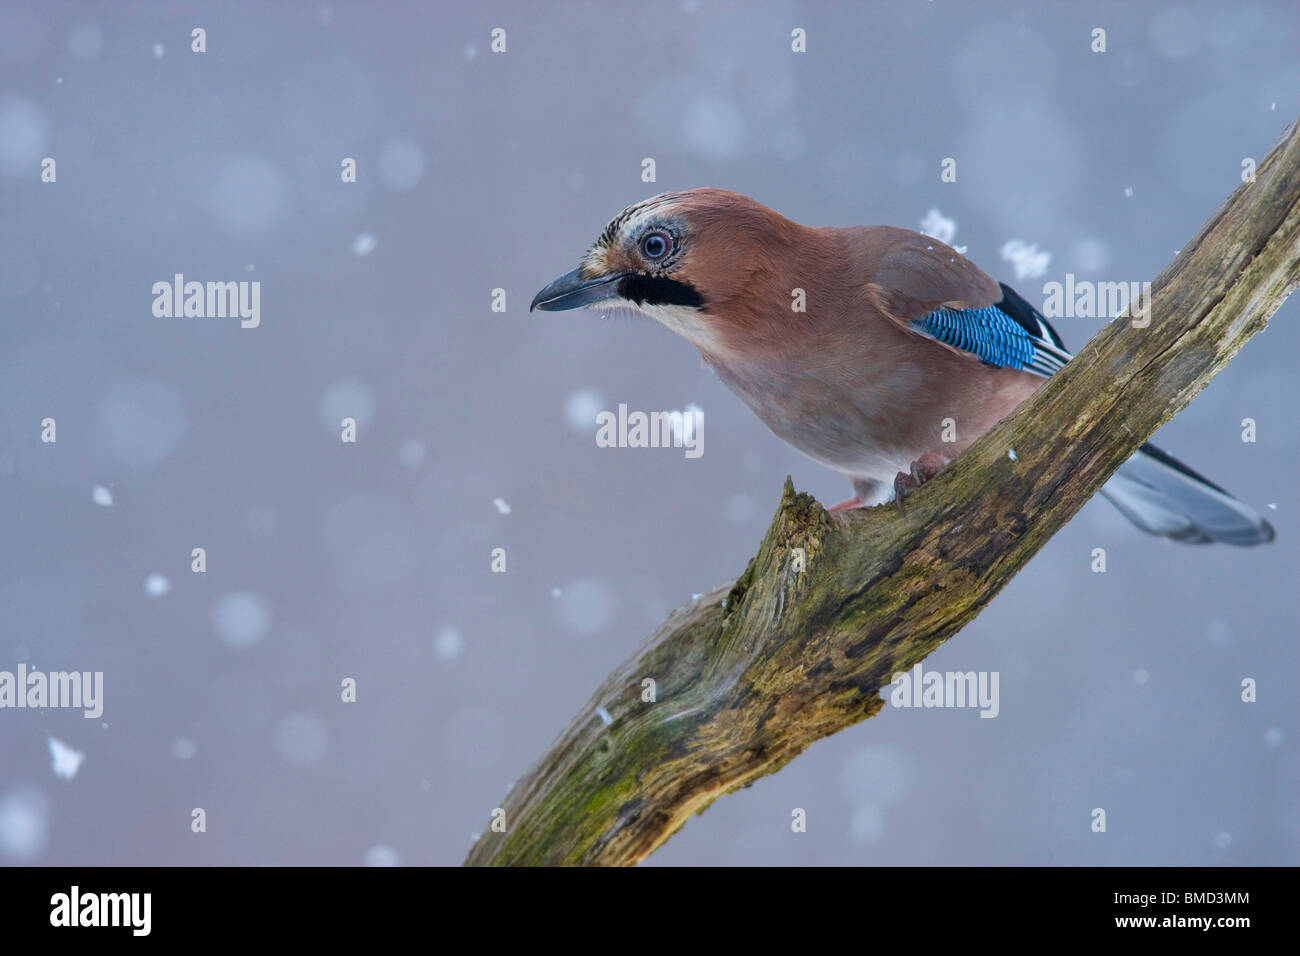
[466, 120, 1300, 867]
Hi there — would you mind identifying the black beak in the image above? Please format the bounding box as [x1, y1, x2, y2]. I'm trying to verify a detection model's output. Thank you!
[530, 268, 630, 312]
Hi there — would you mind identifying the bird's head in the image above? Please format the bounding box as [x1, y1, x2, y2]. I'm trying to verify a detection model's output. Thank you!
[530, 188, 810, 353]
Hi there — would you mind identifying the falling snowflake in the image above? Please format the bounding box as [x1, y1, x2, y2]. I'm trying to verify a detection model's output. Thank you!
[48, 737, 84, 780]
[144, 573, 170, 597]
[172, 738, 198, 760]
[212, 592, 270, 649]
[434, 627, 463, 661]
[918, 208, 957, 245]
[365, 844, 400, 866]
[999, 240, 1051, 280]
[564, 389, 604, 431]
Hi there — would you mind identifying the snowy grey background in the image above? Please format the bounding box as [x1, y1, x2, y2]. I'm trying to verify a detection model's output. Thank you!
[1, 1, 1297, 866]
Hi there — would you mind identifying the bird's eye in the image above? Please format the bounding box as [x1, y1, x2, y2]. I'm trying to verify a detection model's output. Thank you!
[641, 231, 672, 260]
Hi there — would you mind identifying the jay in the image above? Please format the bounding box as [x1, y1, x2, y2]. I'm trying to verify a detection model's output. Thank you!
[531, 188, 1273, 545]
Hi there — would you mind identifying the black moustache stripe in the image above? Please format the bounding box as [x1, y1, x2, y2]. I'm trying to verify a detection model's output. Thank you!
[617, 274, 705, 308]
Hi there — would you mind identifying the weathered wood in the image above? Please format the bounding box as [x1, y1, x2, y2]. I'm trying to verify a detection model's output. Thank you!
[467, 120, 1300, 867]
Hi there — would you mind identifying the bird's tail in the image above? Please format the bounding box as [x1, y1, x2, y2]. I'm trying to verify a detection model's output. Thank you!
[1099, 443, 1275, 546]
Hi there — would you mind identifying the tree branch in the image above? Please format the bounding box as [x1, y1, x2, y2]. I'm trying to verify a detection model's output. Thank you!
[467, 119, 1300, 866]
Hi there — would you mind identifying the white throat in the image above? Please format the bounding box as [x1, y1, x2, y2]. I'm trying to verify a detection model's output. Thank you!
[588, 297, 722, 352]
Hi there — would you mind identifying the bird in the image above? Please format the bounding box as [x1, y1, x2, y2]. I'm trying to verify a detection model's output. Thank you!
[531, 188, 1274, 546]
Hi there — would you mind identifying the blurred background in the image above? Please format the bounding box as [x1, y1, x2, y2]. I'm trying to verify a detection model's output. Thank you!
[0, 0, 1297, 866]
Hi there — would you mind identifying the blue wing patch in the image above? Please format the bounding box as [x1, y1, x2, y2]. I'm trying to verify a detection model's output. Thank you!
[909, 288, 1073, 378]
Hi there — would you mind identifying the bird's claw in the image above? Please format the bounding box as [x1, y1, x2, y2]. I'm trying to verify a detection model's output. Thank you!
[892, 452, 951, 515]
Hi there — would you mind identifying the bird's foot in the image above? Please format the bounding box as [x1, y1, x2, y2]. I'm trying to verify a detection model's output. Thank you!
[827, 496, 866, 513]
[892, 452, 951, 515]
